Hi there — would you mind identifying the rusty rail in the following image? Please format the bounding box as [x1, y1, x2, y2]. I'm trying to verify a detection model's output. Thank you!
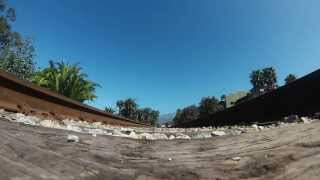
[0, 69, 146, 127]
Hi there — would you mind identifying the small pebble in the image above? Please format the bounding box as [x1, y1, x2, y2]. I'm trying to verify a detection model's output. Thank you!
[67, 135, 79, 143]
[231, 157, 241, 161]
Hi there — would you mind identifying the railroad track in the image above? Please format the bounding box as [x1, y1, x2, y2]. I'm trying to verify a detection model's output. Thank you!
[0, 70, 146, 127]
[178, 68, 320, 128]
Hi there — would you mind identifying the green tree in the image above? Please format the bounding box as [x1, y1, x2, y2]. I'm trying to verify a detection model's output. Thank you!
[0, 38, 36, 79]
[173, 105, 199, 126]
[105, 106, 116, 114]
[0, 1, 36, 80]
[136, 107, 159, 125]
[116, 98, 138, 119]
[32, 61, 99, 102]
[250, 67, 277, 94]
[0, 0, 16, 52]
[285, 74, 297, 85]
[199, 96, 224, 121]
[172, 109, 182, 126]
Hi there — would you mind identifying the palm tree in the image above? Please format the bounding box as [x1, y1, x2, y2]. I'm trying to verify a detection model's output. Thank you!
[32, 61, 99, 102]
[105, 106, 116, 114]
[116, 98, 138, 119]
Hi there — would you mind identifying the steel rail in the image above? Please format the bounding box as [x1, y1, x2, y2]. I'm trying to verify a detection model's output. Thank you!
[177, 68, 320, 128]
[0, 70, 146, 127]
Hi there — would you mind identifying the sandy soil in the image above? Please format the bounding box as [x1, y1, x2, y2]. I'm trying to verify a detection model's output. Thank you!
[1, 119, 320, 180]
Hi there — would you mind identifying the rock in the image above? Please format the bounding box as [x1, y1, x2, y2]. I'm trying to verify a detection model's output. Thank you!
[66, 125, 82, 132]
[301, 117, 310, 124]
[112, 129, 124, 136]
[193, 133, 212, 139]
[230, 130, 243, 135]
[284, 115, 300, 123]
[129, 131, 136, 136]
[40, 120, 60, 128]
[176, 133, 191, 140]
[275, 121, 281, 126]
[168, 135, 175, 140]
[128, 131, 140, 139]
[313, 112, 320, 119]
[231, 157, 241, 161]
[10, 113, 38, 125]
[92, 133, 97, 137]
[153, 133, 168, 140]
[140, 133, 155, 140]
[251, 124, 259, 130]
[211, 131, 226, 136]
[122, 130, 132, 135]
[85, 128, 104, 135]
[258, 126, 264, 130]
[67, 135, 79, 143]
[168, 158, 173, 161]
[104, 132, 113, 136]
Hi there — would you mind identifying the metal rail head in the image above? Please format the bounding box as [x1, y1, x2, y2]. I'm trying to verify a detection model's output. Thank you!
[0, 69, 148, 127]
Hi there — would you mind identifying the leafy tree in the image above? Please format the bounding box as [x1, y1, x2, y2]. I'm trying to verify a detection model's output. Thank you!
[116, 98, 138, 119]
[199, 96, 224, 120]
[0, 0, 16, 52]
[172, 109, 182, 126]
[135, 107, 159, 125]
[115, 98, 159, 124]
[285, 74, 297, 85]
[173, 105, 199, 126]
[250, 69, 264, 94]
[262, 67, 277, 91]
[0, 38, 36, 79]
[0, 0, 36, 80]
[105, 106, 116, 114]
[32, 61, 99, 102]
[250, 67, 277, 94]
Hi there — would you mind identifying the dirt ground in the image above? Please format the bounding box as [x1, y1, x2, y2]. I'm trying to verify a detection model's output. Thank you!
[1, 119, 320, 180]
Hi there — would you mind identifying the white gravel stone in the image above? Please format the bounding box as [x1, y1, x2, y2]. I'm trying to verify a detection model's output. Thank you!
[301, 117, 310, 124]
[251, 124, 259, 131]
[65, 125, 82, 132]
[152, 133, 168, 140]
[1, 109, 319, 141]
[176, 133, 191, 140]
[231, 157, 241, 161]
[67, 135, 79, 143]
[112, 129, 125, 136]
[211, 131, 226, 136]
[9, 113, 37, 125]
[140, 133, 155, 140]
[193, 133, 212, 139]
[128, 131, 139, 139]
[169, 135, 175, 140]
[40, 120, 60, 128]
[230, 130, 243, 135]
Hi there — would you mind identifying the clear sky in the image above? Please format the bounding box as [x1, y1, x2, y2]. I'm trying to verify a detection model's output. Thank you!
[10, 0, 320, 114]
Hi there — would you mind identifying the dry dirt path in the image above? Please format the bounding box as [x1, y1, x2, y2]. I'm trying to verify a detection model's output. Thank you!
[1, 119, 320, 180]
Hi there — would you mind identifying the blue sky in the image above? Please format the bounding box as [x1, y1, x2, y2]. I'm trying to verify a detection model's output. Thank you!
[10, 0, 320, 114]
